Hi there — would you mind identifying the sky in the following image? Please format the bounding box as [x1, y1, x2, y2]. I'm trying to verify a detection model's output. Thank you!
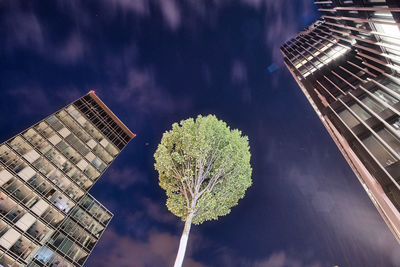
[1, 0, 400, 266]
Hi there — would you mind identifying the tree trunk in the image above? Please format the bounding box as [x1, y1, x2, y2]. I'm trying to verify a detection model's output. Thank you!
[173, 212, 194, 267]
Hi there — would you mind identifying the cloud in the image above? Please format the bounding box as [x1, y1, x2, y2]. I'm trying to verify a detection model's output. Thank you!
[3, 9, 44, 49]
[267, 141, 400, 266]
[142, 197, 177, 225]
[157, 0, 181, 30]
[262, 0, 302, 65]
[254, 251, 323, 267]
[55, 33, 87, 63]
[231, 60, 248, 85]
[240, 0, 263, 9]
[104, 166, 147, 190]
[2, 2, 88, 64]
[89, 228, 206, 267]
[7, 86, 84, 116]
[105, 66, 191, 114]
[102, 0, 150, 16]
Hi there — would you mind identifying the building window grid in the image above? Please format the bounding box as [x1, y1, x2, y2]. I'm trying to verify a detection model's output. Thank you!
[58, 207, 106, 251]
[33, 120, 101, 183]
[73, 100, 124, 148]
[0, 146, 72, 219]
[286, 39, 319, 77]
[45, 117, 104, 178]
[0, 199, 43, 264]
[371, 78, 400, 102]
[16, 136, 85, 202]
[47, 231, 88, 266]
[0, 191, 53, 246]
[58, 219, 97, 252]
[0, 184, 104, 266]
[331, 105, 400, 187]
[55, 110, 114, 165]
[77, 195, 112, 226]
[0, 189, 58, 246]
[0, 172, 66, 231]
[285, 0, 400, 242]
[0, 143, 112, 231]
[0, 248, 25, 267]
[43, 116, 102, 177]
[32, 246, 74, 267]
[22, 128, 93, 191]
[75, 104, 125, 150]
[329, 79, 400, 165]
[4, 140, 78, 213]
[66, 104, 119, 158]
[62, 207, 104, 241]
[322, 16, 400, 54]
[0, 145, 106, 249]
[337, 95, 400, 165]
[0, 93, 130, 266]
[80, 96, 131, 144]
[74, 98, 129, 149]
[31, 122, 96, 187]
[53, 113, 111, 174]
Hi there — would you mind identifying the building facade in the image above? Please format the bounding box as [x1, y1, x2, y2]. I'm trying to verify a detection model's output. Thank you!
[0, 91, 134, 266]
[281, 1, 400, 242]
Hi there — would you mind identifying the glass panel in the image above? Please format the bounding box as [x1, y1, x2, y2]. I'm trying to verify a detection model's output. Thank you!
[377, 128, 400, 155]
[374, 89, 398, 105]
[350, 103, 371, 121]
[361, 95, 385, 113]
[362, 134, 397, 166]
[338, 108, 359, 128]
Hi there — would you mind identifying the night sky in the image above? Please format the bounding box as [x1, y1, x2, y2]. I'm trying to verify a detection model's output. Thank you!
[1, 1, 400, 266]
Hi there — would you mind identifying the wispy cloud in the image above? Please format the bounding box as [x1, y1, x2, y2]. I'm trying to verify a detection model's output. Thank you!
[262, 0, 314, 66]
[104, 166, 147, 190]
[2, 2, 88, 64]
[266, 139, 400, 266]
[3, 8, 44, 49]
[7, 86, 84, 116]
[231, 60, 248, 85]
[157, 0, 181, 30]
[105, 66, 191, 114]
[254, 251, 323, 267]
[89, 228, 206, 267]
[101, 0, 150, 16]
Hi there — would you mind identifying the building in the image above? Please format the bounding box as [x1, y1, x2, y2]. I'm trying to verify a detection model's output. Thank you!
[0, 91, 135, 266]
[281, 1, 400, 242]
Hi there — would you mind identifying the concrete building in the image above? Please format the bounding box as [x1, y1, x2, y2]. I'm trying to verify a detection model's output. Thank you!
[281, 1, 400, 242]
[0, 91, 134, 266]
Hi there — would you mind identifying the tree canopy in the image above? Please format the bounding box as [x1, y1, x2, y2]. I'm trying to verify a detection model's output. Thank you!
[154, 114, 252, 225]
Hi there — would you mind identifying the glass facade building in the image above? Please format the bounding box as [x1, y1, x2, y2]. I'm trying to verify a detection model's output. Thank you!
[0, 91, 134, 266]
[281, 1, 400, 242]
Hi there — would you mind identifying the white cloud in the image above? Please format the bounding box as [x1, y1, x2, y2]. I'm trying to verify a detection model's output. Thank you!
[157, 0, 181, 30]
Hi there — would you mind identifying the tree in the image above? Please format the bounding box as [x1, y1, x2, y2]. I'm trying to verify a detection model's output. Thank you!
[154, 114, 252, 267]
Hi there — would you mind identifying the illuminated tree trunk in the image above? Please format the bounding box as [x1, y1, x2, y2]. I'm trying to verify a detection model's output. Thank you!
[173, 212, 194, 267]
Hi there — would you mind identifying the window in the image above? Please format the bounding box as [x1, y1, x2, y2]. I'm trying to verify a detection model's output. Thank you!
[338, 108, 359, 128]
[373, 89, 398, 105]
[350, 103, 371, 121]
[363, 134, 397, 166]
[361, 95, 385, 114]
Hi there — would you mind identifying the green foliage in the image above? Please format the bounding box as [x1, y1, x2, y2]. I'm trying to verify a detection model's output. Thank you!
[154, 115, 252, 225]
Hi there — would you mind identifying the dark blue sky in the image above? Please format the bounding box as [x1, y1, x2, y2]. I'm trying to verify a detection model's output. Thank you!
[1, 0, 400, 266]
